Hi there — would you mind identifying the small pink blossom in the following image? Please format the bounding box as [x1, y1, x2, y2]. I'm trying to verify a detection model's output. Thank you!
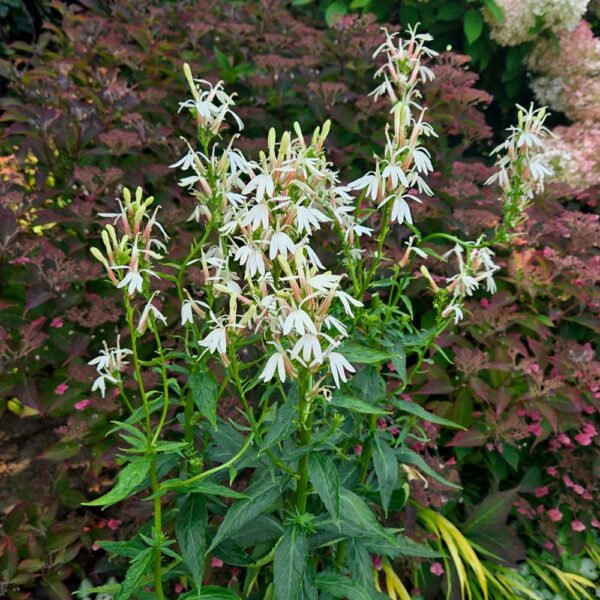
[583, 405, 595, 414]
[10, 257, 33, 265]
[445, 457, 456, 467]
[55, 383, 69, 395]
[547, 509, 563, 522]
[430, 562, 445, 576]
[91, 542, 100, 551]
[591, 518, 600, 529]
[211, 558, 223, 568]
[517, 408, 527, 417]
[582, 422, 597, 435]
[31, 316, 46, 328]
[527, 423, 542, 437]
[74, 399, 91, 411]
[546, 466, 558, 477]
[575, 432, 593, 446]
[50, 317, 64, 328]
[480, 298, 491, 309]
[106, 518, 121, 531]
[534, 486, 549, 498]
[543, 541, 554, 550]
[572, 484, 585, 495]
[376, 418, 387, 430]
[174, 583, 184, 594]
[571, 520, 586, 532]
[557, 433, 572, 446]
[389, 427, 400, 436]
[353, 444, 363, 456]
[563, 475, 574, 488]
[372, 555, 383, 571]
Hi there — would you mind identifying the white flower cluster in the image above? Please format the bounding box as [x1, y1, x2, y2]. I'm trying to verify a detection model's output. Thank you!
[485, 0, 589, 46]
[91, 186, 168, 297]
[486, 104, 554, 208]
[349, 26, 438, 226]
[174, 79, 366, 388]
[88, 337, 132, 397]
[442, 245, 499, 323]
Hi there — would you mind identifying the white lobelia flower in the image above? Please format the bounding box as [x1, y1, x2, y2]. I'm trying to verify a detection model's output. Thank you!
[347, 170, 382, 201]
[308, 273, 341, 293]
[381, 161, 409, 188]
[181, 298, 208, 326]
[390, 196, 413, 225]
[268, 231, 296, 260]
[295, 205, 331, 236]
[335, 290, 363, 317]
[442, 302, 464, 324]
[323, 315, 347, 336]
[242, 202, 270, 231]
[242, 173, 274, 202]
[199, 326, 227, 356]
[137, 295, 167, 334]
[259, 350, 287, 383]
[282, 308, 317, 336]
[291, 333, 323, 364]
[234, 245, 266, 279]
[328, 351, 356, 388]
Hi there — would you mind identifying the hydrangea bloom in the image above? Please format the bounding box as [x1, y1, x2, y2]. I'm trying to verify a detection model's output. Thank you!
[485, 0, 589, 46]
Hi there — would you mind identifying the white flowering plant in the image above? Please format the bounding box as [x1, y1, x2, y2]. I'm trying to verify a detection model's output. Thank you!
[82, 25, 552, 600]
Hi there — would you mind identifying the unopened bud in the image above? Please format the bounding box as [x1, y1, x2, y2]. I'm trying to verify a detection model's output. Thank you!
[420, 265, 439, 292]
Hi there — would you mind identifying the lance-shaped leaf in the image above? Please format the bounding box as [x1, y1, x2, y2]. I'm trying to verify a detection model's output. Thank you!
[176, 494, 207, 591]
[208, 478, 281, 551]
[373, 434, 398, 516]
[84, 456, 152, 508]
[190, 367, 219, 429]
[308, 453, 340, 521]
[274, 527, 308, 600]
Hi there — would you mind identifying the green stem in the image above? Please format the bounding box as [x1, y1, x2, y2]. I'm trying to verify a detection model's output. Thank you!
[295, 372, 313, 513]
[124, 295, 164, 600]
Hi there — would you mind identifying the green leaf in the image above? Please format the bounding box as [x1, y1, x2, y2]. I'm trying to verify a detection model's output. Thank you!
[484, 0, 504, 23]
[463, 488, 518, 533]
[352, 366, 386, 401]
[190, 367, 219, 429]
[315, 572, 372, 600]
[115, 548, 153, 600]
[274, 528, 308, 600]
[339, 489, 390, 541]
[390, 399, 462, 428]
[329, 394, 389, 415]
[96, 539, 145, 559]
[346, 539, 376, 593]
[208, 478, 281, 551]
[180, 587, 241, 599]
[308, 453, 340, 520]
[162, 478, 249, 499]
[176, 494, 207, 590]
[324, 1, 347, 27]
[364, 534, 441, 559]
[373, 434, 398, 516]
[339, 342, 394, 364]
[464, 9, 484, 44]
[84, 456, 152, 508]
[396, 449, 461, 489]
[262, 399, 297, 451]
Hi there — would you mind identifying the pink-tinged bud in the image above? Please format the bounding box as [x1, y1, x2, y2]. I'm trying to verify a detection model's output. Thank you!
[372, 556, 383, 571]
[55, 383, 69, 395]
[571, 520, 586, 532]
[50, 317, 64, 328]
[74, 399, 91, 411]
[547, 508, 563, 522]
[430, 562, 445, 577]
[353, 444, 363, 456]
[106, 518, 121, 531]
[211, 558, 224, 568]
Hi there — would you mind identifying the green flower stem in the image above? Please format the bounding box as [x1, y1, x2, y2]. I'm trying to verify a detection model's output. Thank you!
[295, 372, 313, 514]
[150, 314, 170, 446]
[161, 431, 255, 491]
[228, 350, 298, 477]
[124, 295, 164, 600]
[359, 200, 392, 298]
